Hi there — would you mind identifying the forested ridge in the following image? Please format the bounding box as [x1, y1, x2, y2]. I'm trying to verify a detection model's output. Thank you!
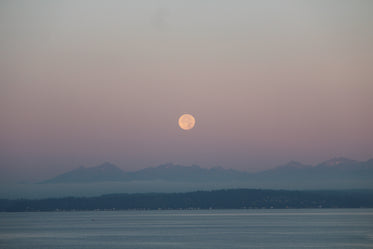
[1, 189, 372, 212]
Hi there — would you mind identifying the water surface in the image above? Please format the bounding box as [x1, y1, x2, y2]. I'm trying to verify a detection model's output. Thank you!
[1, 209, 372, 248]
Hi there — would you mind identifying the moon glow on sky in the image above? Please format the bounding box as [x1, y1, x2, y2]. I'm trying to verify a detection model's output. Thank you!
[178, 114, 196, 130]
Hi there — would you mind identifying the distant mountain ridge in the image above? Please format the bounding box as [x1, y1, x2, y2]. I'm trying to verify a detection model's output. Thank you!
[41, 162, 247, 183]
[42, 162, 126, 183]
[41, 158, 373, 189]
[124, 163, 248, 182]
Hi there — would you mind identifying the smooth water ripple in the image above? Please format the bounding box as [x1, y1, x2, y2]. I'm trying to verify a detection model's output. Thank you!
[1, 209, 372, 249]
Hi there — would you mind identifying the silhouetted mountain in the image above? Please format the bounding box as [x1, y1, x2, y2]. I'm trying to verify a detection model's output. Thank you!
[261, 157, 373, 174]
[317, 157, 358, 168]
[41, 162, 126, 183]
[255, 157, 373, 189]
[259, 161, 312, 174]
[40, 158, 373, 189]
[42, 163, 246, 183]
[125, 163, 247, 182]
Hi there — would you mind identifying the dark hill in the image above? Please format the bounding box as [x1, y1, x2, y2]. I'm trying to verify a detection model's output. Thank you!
[1, 189, 373, 211]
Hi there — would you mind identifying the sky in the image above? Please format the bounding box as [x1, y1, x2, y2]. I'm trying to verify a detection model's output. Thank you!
[1, 0, 372, 182]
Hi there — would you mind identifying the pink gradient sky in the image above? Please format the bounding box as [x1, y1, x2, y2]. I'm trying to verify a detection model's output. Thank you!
[1, 0, 372, 181]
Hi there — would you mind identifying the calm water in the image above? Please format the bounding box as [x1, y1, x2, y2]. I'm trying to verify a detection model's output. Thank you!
[1, 209, 373, 249]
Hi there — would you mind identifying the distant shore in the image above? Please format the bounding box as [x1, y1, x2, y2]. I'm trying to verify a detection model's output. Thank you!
[1, 189, 373, 212]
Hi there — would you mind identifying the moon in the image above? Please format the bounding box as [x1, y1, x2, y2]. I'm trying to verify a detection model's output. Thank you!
[178, 114, 196, 130]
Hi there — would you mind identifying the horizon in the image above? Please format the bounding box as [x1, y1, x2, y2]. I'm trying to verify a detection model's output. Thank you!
[1, 1, 373, 182]
[48, 156, 373, 171]
[5, 156, 373, 183]
[22, 156, 373, 184]
[1, 155, 372, 199]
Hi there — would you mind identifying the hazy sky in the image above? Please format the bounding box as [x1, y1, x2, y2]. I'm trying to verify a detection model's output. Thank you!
[1, 0, 372, 181]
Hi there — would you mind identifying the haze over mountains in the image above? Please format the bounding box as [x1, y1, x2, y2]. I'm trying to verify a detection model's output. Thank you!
[1, 157, 372, 199]
[41, 158, 373, 190]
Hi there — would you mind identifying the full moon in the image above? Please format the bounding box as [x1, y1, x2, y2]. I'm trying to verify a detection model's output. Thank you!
[178, 114, 196, 130]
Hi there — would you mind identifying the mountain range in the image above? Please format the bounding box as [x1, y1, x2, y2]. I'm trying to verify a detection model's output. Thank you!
[41, 158, 373, 189]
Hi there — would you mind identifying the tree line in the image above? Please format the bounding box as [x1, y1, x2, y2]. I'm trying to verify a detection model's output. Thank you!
[1, 189, 372, 211]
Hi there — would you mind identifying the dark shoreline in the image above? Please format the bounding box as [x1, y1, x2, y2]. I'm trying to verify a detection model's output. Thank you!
[1, 189, 372, 212]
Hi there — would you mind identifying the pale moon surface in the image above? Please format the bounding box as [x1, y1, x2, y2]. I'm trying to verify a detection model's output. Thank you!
[178, 114, 196, 130]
